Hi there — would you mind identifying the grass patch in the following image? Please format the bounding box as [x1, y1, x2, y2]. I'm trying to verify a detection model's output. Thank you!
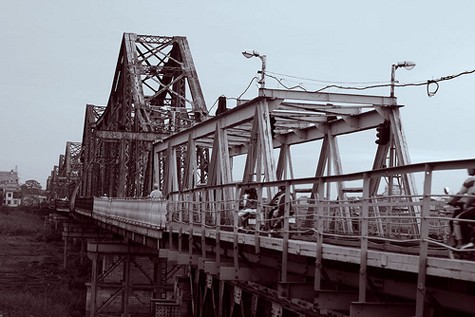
[0, 290, 71, 317]
[0, 206, 88, 317]
[0, 206, 46, 235]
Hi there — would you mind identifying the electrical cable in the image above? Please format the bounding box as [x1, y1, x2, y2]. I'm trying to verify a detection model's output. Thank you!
[266, 70, 388, 85]
[426, 80, 439, 97]
[208, 96, 222, 113]
[265, 73, 308, 91]
[266, 68, 475, 97]
[237, 76, 258, 100]
[226, 67, 475, 106]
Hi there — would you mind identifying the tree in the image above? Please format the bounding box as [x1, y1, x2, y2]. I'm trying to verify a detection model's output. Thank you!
[21, 179, 42, 195]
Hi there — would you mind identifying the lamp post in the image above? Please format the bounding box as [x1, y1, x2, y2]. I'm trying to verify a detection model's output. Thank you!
[387, 61, 415, 197]
[242, 50, 267, 89]
[390, 61, 416, 98]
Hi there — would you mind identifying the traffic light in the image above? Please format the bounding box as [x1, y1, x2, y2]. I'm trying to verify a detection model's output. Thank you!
[375, 121, 390, 145]
[270, 116, 277, 138]
[215, 96, 227, 116]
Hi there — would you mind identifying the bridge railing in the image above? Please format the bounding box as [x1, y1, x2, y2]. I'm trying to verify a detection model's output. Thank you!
[168, 194, 447, 236]
[93, 197, 167, 229]
[167, 158, 475, 256]
[287, 195, 449, 246]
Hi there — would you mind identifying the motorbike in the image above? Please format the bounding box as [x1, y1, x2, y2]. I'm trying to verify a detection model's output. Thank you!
[238, 207, 297, 233]
[444, 188, 475, 260]
[237, 188, 296, 234]
[239, 208, 258, 230]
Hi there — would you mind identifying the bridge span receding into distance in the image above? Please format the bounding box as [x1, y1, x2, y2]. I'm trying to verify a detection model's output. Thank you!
[46, 33, 475, 317]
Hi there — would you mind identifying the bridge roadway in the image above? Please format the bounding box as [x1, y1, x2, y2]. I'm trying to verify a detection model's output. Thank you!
[71, 159, 475, 317]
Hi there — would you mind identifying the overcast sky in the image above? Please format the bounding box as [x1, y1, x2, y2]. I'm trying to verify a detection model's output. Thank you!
[1, 1, 474, 192]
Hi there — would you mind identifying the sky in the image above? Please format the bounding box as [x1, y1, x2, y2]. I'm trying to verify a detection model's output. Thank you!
[1, 1, 475, 193]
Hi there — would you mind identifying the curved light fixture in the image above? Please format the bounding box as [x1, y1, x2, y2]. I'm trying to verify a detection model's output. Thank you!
[390, 61, 416, 97]
[242, 50, 267, 89]
[242, 50, 259, 59]
[395, 61, 416, 70]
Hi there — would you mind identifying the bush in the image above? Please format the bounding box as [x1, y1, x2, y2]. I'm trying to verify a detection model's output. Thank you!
[0, 207, 45, 236]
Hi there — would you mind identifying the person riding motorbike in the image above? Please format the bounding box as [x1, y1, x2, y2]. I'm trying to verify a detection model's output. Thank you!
[237, 188, 258, 228]
[448, 167, 475, 249]
[268, 186, 287, 230]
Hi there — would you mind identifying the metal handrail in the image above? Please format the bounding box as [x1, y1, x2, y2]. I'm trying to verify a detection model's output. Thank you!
[87, 158, 475, 256]
[165, 158, 475, 256]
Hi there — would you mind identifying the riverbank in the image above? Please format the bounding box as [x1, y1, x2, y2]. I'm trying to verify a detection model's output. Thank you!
[0, 206, 87, 317]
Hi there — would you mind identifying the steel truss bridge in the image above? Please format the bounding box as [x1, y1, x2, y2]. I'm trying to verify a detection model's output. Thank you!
[49, 33, 475, 317]
[47, 141, 82, 200]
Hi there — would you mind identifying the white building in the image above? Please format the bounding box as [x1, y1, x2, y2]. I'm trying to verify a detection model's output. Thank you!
[0, 169, 21, 207]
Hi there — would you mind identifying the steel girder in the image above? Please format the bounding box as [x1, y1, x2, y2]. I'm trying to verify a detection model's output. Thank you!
[86, 241, 176, 317]
[79, 104, 106, 197]
[47, 141, 82, 199]
[79, 33, 208, 198]
[155, 88, 417, 203]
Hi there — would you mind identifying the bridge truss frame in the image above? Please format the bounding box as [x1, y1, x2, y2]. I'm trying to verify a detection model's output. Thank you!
[47, 141, 82, 199]
[162, 159, 475, 317]
[154, 87, 420, 235]
[73, 159, 475, 317]
[79, 33, 209, 198]
[53, 32, 475, 317]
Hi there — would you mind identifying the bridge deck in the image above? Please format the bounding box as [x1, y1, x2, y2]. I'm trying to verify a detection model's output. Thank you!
[76, 176, 475, 283]
[74, 159, 475, 316]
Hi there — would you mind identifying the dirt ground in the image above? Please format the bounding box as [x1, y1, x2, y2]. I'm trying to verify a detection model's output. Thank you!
[0, 235, 65, 292]
[0, 208, 87, 317]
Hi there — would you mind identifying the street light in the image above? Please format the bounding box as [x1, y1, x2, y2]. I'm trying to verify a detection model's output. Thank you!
[390, 61, 416, 97]
[242, 50, 267, 89]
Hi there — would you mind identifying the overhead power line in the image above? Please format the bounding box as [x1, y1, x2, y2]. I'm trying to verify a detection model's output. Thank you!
[266, 70, 388, 85]
[265, 68, 475, 97]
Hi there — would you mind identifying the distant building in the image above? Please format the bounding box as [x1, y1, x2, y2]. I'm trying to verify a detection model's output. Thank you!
[0, 169, 21, 207]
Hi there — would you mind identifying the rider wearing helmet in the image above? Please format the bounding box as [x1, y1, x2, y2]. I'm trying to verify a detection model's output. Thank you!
[268, 186, 287, 230]
[237, 188, 258, 228]
[448, 168, 475, 249]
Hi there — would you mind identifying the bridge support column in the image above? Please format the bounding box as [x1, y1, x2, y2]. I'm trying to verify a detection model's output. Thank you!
[85, 241, 168, 317]
[62, 221, 113, 269]
[45, 213, 70, 230]
[196, 273, 219, 317]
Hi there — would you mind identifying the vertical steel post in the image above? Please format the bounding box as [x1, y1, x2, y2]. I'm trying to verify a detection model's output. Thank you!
[89, 252, 99, 317]
[63, 236, 69, 270]
[117, 140, 126, 197]
[254, 183, 263, 254]
[281, 182, 291, 284]
[178, 193, 183, 253]
[390, 64, 397, 98]
[80, 240, 85, 265]
[218, 280, 225, 317]
[415, 164, 432, 317]
[201, 188, 206, 259]
[153, 258, 161, 300]
[314, 178, 325, 292]
[216, 187, 222, 268]
[122, 253, 131, 317]
[251, 294, 259, 317]
[189, 191, 194, 261]
[233, 185, 240, 273]
[359, 173, 370, 302]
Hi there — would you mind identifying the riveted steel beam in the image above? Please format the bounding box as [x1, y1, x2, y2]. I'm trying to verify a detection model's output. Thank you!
[349, 302, 415, 317]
